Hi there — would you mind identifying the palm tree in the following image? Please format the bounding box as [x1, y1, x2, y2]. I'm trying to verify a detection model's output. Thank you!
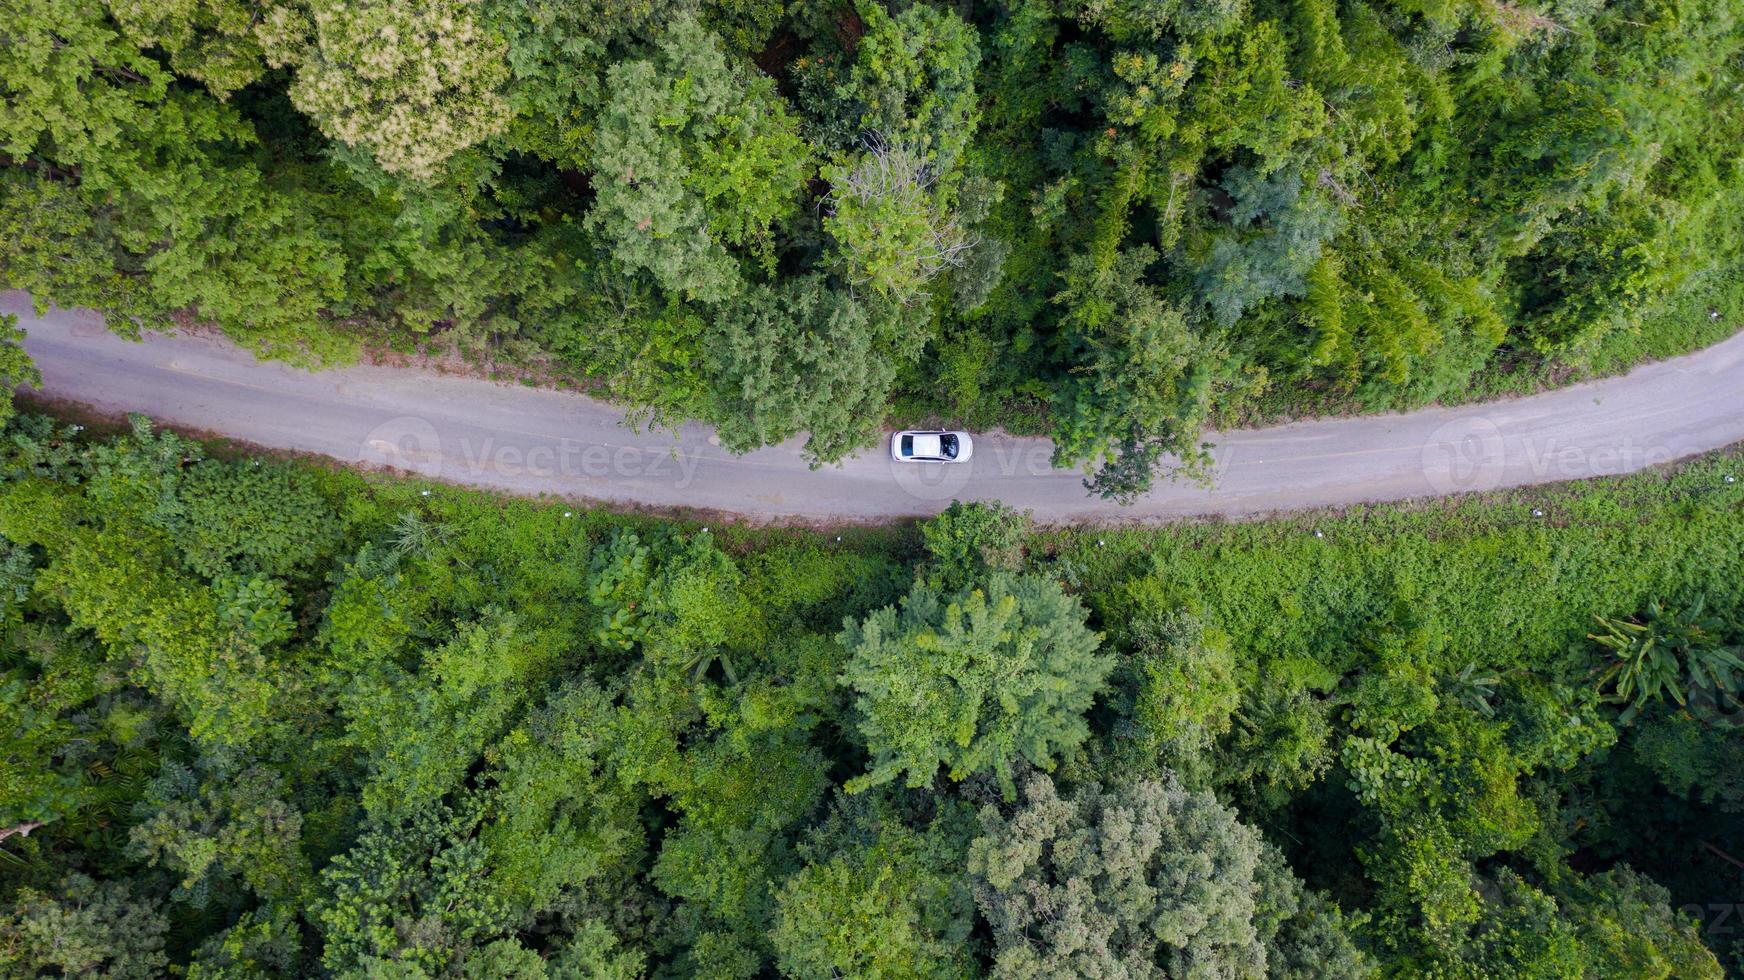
[1591, 598, 1744, 724]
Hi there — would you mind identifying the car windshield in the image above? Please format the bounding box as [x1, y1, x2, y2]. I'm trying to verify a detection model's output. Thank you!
[901, 435, 914, 455]
[940, 434, 958, 459]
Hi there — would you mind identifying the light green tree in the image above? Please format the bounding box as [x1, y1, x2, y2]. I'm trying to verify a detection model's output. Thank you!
[772, 793, 977, 979]
[0, 314, 40, 428]
[102, 0, 268, 97]
[1, 0, 350, 362]
[824, 142, 973, 303]
[839, 573, 1110, 797]
[259, 0, 513, 179]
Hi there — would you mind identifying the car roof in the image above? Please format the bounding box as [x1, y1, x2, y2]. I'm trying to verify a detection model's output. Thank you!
[912, 433, 943, 456]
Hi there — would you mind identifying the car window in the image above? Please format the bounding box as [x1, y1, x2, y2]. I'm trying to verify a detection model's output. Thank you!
[941, 434, 958, 459]
[901, 435, 914, 455]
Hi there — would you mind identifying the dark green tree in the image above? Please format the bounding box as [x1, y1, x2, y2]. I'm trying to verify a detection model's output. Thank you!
[703, 276, 904, 463]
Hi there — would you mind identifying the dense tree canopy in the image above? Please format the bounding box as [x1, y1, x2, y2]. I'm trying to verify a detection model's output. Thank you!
[1, 397, 1741, 975]
[4, 0, 1740, 495]
[4, 0, 1744, 968]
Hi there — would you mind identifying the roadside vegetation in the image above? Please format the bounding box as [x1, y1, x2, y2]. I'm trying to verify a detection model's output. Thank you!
[3, 384, 1744, 976]
[3, 0, 1742, 496]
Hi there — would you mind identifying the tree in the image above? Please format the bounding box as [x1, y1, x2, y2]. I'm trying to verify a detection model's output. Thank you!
[968, 772, 1270, 978]
[1263, 886, 1375, 979]
[166, 458, 344, 579]
[1125, 610, 1240, 787]
[839, 573, 1110, 797]
[0, 620, 152, 836]
[101, 0, 268, 97]
[0, 874, 169, 979]
[835, 0, 980, 176]
[1050, 247, 1248, 503]
[585, 528, 760, 665]
[824, 141, 973, 303]
[14, 420, 306, 750]
[313, 802, 515, 976]
[1557, 867, 1722, 980]
[546, 919, 648, 980]
[1, 0, 351, 362]
[128, 760, 308, 905]
[1193, 166, 1344, 328]
[702, 275, 902, 463]
[186, 907, 304, 979]
[258, 0, 513, 180]
[477, 680, 644, 911]
[0, 315, 40, 429]
[771, 793, 976, 979]
[586, 14, 809, 301]
[916, 500, 1030, 593]
[346, 607, 563, 817]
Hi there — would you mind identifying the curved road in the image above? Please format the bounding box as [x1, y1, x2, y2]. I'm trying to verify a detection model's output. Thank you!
[8, 291, 1744, 523]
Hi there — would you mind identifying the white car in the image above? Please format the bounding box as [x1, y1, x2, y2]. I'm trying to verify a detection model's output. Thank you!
[891, 430, 974, 463]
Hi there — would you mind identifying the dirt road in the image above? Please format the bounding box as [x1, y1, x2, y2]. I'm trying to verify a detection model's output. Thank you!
[10, 291, 1743, 522]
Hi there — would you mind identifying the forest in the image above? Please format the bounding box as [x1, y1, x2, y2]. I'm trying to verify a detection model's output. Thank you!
[4, 0, 1743, 495]
[3, 346, 1744, 977]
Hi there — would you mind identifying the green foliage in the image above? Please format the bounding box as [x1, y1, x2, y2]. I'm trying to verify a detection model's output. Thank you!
[587, 14, 808, 301]
[186, 907, 304, 979]
[917, 500, 1030, 593]
[839, 573, 1110, 797]
[313, 801, 515, 976]
[346, 607, 563, 817]
[1557, 868, 1723, 980]
[2, 419, 1744, 974]
[101, 0, 266, 97]
[1591, 598, 1744, 724]
[0, 0, 352, 363]
[0, 874, 169, 979]
[1126, 610, 1240, 786]
[969, 771, 1362, 977]
[128, 760, 308, 905]
[0, 315, 39, 429]
[1050, 247, 1252, 501]
[479, 680, 643, 912]
[587, 528, 657, 651]
[168, 459, 344, 579]
[838, 1, 980, 175]
[823, 142, 972, 303]
[702, 275, 902, 462]
[771, 792, 976, 979]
